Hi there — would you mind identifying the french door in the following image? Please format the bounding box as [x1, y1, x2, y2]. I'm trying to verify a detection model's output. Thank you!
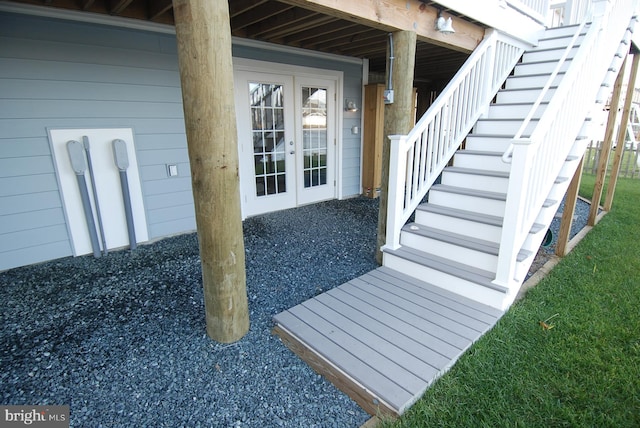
[235, 71, 336, 217]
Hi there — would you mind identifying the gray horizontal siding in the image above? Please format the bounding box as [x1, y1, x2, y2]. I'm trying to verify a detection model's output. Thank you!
[0, 11, 363, 270]
[0, 174, 59, 197]
[0, 12, 187, 270]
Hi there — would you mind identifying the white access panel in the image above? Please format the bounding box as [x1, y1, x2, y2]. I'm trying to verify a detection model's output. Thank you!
[50, 128, 148, 256]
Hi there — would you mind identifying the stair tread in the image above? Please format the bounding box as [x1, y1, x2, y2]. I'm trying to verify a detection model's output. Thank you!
[507, 72, 565, 79]
[431, 184, 506, 201]
[466, 134, 513, 139]
[498, 86, 558, 93]
[516, 58, 573, 66]
[417, 203, 547, 237]
[477, 118, 540, 123]
[403, 223, 500, 254]
[383, 246, 509, 293]
[456, 149, 504, 156]
[490, 101, 550, 107]
[538, 29, 588, 42]
[444, 166, 509, 178]
[417, 203, 503, 227]
[403, 224, 541, 262]
[527, 45, 579, 53]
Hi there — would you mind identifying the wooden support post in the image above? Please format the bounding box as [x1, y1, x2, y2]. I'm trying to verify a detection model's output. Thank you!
[556, 157, 584, 257]
[587, 55, 626, 226]
[605, 53, 639, 211]
[376, 30, 417, 264]
[173, 0, 249, 343]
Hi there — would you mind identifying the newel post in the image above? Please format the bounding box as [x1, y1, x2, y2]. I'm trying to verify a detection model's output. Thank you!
[383, 135, 408, 252]
[173, 0, 250, 343]
[494, 138, 533, 289]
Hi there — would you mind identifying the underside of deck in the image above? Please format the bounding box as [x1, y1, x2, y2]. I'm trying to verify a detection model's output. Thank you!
[272, 266, 504, 416]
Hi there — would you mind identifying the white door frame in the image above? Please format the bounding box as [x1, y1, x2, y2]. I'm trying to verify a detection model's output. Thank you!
[233, 58, 343, 218]
[234, 71, 297, 217]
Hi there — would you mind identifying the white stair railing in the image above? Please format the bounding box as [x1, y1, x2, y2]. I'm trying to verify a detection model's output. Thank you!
[508, 0, 550, 23]
[494, 0, 635, 288]
[384, 30, 529, 251]
[548, 0, 595, 26]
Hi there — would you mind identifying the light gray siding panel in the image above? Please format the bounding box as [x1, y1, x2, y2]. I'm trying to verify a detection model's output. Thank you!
[0, 156, 54, 177]
[0, 79, 183, 103]
[145, 191, 194, 211]
[0, 36, 179, 71]
[0, 208, 65, 235]
[1, 241, 72, 272]
[0, 174, 58, 197]
[0, 13, 176, 53]
[0, 118, 186, 139]
[0, 224, 69, 252]
[139, 163, 191, 181]
[148, 218, 196, 239]
[0, 137, 51, 157]
[147, 204, 195, 224]
[2, 100, 184, 120]
[139, 165, 169, 181]
[137, 148, 190, 166]
[0, 191, 62, 216]
[143, 177, 192, 196]
[0, 58, 181, 87]
[135, 133, 188, 151]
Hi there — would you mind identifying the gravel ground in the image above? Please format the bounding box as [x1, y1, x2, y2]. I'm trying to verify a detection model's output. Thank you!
[1, 197, 379, 428]
[0, 195, 590, 427]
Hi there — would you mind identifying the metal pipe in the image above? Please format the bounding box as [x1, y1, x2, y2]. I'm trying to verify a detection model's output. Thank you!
[83, 136, 108, 255]
[66, 140, 101, 258]
[387, 32, 394, 91]
[112, 139, 137, 250]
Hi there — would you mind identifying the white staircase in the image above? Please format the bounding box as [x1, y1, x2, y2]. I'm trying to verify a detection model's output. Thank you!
[383, 14, 636, 310]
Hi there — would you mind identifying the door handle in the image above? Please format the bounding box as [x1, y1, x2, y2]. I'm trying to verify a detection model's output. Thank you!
[289, 150, 295, 155]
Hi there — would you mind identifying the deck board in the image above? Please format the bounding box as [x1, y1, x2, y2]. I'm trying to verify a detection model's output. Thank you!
[326, 287, 462, 359]
[350, 273, 490, 334]
[273, 267, 504, 416]
[303, 297, 441, 380]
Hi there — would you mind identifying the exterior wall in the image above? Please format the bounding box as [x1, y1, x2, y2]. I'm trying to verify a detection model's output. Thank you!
[0, 11, 364, 271]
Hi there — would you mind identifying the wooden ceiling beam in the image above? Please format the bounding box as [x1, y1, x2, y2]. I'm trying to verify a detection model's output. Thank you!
[314, 28, 382, 51]
[282, 20, 360, 45]
[231, 3, 293, 32]
[109, 0, 133, 15]
[80, 0, 95, 10]
[256, 14, 335, 40]
[149, 0, 172, 21]
[228, 0, 269, 18]
[278, 0, 484, 53]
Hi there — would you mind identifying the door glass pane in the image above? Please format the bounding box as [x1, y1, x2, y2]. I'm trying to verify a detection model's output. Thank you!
[249, 82, 287, 196]
[301, 86, 328, 188]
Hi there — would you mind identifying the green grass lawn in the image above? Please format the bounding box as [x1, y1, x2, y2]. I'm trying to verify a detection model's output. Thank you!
[384, 176, 640, 427]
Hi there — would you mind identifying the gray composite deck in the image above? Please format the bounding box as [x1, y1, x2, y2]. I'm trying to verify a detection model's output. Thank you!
[272, 266, 504, 416]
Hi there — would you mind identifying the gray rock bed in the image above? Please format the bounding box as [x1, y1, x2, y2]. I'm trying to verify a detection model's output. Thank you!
[1, 197, 379, 428]
[0, 195, 590, 427]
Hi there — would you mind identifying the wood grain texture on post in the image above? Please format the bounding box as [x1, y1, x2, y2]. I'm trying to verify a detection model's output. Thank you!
[173, 0, 250, 342]
[376, 30, 417, 264]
